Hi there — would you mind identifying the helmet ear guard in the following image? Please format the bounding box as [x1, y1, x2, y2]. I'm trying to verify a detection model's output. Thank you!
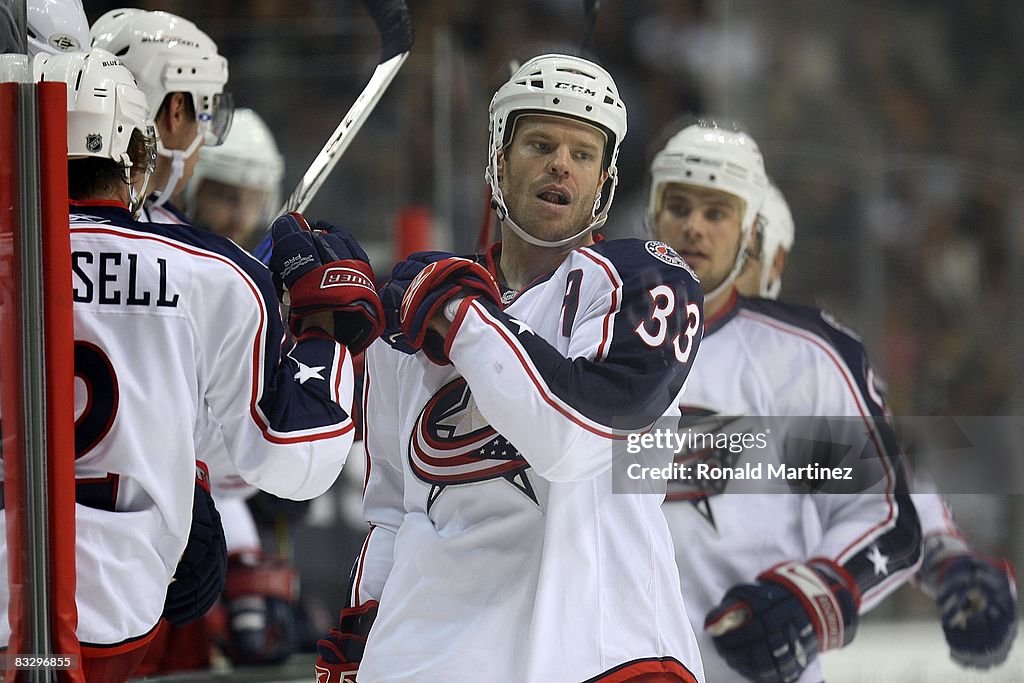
[485, 54, 627, 247]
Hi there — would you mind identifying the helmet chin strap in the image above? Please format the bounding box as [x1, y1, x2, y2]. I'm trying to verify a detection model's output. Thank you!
[488, 162, 605, 249]
[704, 232, 752, 305]
[151, 132, 203, 209]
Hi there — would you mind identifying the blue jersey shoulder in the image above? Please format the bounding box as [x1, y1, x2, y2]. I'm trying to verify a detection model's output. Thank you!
[588, 238, 702, 297]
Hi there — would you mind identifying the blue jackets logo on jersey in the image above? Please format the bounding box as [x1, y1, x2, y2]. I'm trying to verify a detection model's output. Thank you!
[410, 378, 537, 510]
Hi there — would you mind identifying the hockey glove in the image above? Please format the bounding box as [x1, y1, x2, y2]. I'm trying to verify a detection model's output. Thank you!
[705, 559, 860, 683]
[314, 600, 380, 683]
[378, 250, 451, 355]
[933, 554, 1018, 669]
[222, 551, 301, 665]
[379, 252, 500, 365]
[269, 212, 384, 354]
[163, 463, 228, 626]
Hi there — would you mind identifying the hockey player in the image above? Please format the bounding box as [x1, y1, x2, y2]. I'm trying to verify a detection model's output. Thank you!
[184, 106, 305, 669]
[0, 48, 382, 680]
[91, 8, 233, 225]
[315, 54, 707, 683]
[738, 183, 1019, 671]
[649, 122, 922, 683]
[186, 107, 284, 252]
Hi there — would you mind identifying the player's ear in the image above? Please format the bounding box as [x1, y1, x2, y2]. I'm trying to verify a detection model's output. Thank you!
[495, 149, 506, 182]
[165, 93, 191, 134]
[771, 249, 788, 283]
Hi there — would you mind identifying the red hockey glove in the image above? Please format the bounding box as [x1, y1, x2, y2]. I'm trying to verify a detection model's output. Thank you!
[269, 212, 384, 354]
[222, 551, 300, 665]
[378, 252, 499, 365]
[314, 600, 379, 683]
[705, 559, 860, 683]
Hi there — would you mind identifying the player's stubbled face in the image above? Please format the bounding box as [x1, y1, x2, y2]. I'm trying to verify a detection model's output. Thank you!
[655, 184, 745, 293]
[498, 115, 607, 243]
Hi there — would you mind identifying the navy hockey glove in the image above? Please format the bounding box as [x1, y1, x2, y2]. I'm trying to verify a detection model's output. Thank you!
[378, 250, 451, 355]
[269, 212, 385, 354]
[934, 554, 1018, 669]
[705, 559, 860, 683]
[314, 600, 379, 683]
[379, 252, 500, 365]
[163, 463, 228, 626]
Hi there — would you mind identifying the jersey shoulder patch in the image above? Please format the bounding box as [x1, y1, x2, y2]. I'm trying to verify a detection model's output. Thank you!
[587, 238, 701, 291]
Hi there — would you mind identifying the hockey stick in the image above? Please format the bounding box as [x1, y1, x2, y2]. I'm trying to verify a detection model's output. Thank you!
[278, 0, 413, 218]
[580, 0, 601, 51]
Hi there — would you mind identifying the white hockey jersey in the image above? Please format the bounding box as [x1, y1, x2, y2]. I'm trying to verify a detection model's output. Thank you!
[0, 201, 354, 648]
[140, 195, 263, 560]
[662, 292, 921, 683]
[356, 240, 707, 683]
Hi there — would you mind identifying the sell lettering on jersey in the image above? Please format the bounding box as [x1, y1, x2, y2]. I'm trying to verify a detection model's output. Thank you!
[72, 251, 180, 308]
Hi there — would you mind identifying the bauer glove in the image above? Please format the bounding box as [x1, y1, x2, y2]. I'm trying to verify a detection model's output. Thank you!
[269, 212, 384, 354]
[705, 559, 860, 683]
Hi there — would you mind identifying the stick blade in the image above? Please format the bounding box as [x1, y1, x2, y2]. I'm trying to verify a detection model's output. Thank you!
[363, 0, 414, 61]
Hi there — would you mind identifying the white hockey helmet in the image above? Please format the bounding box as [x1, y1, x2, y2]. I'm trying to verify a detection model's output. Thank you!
[90, 9, 232, 146]
[186, 107, 284, 222]
[27, 0, 89, 56]
[649, 123, 768, 238]
[485, 53, 628, 247]
[755, 183, 795, 299]
[35, 47, 156, 212]
[649, 122, 769, 301]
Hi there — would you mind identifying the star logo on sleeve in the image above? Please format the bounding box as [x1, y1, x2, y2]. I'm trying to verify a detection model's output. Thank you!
[510, 317, 534, 335]
[867, 544, 890, 576]
[294, 361, 326, 384]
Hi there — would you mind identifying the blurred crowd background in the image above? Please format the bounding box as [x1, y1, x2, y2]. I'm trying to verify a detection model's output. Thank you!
[50, 0, 1024, 643]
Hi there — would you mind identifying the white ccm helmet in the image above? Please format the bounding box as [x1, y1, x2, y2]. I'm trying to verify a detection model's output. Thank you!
[649, 122, 769, 300]
[755, 183, 795, 299]
[485, 53, 627, 248]
[27, 0, 89, 56]
[186, 107, 285, 224]
[35, 47, 156, 214]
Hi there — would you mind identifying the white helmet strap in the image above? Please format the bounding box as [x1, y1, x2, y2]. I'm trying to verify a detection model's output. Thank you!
[489, 161, 606, 248]
[705, 230, 752, 304]
[151, 131, 202, 208]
